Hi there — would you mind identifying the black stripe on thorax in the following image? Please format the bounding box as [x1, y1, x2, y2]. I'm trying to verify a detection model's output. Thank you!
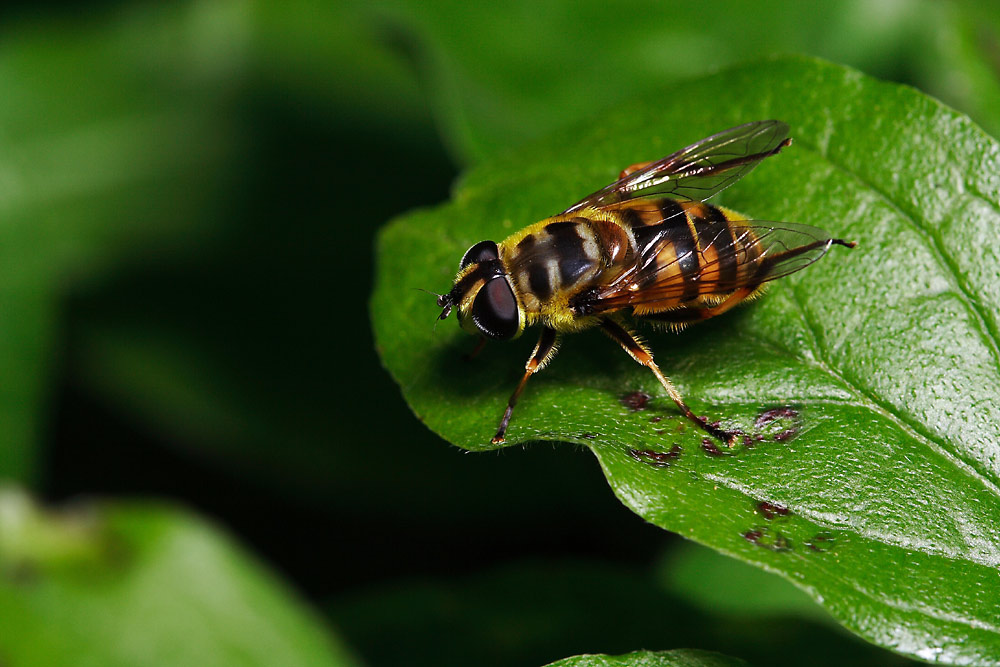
[527, 262, 552, 301]
[544, 220, 591, 285]
[516, 231, 552, 300]
[516, 233, 536, 251]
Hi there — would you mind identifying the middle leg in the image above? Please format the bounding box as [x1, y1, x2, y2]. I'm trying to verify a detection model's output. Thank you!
[600, 318, 736, 444]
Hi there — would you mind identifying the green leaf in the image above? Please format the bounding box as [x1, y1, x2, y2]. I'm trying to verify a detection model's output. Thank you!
[0, 2, 245, 481]
[30, 0, 456, 506]
[330, 558, 912, 667]
[255, 0, 435, 131]
[903, 0, 1000, 141]
[1, 2, 244, 275]
[373, 56, 1000, 664]
[361, 0, 1000, 162]
[543, 650, 749, 667]
[0, 260, 55, 482]
[0, 487, 359, 667]
[657, 540, 831, 623]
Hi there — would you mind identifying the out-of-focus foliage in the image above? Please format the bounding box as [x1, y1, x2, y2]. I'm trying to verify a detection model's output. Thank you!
[355, 0, 1000, 162]
[0, 0, 242, 481]
[0, 0, 996, 665]
[329, 554, 914, 667]
[0, 488, 358, 666]
[657, 541, 830, 622]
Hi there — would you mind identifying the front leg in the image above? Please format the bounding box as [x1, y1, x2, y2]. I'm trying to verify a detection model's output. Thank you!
[492, 327, 559, 444]
[599, 318, 736, 445]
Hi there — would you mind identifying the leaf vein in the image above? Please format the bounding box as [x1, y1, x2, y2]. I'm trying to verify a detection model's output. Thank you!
[789, 286, 1000, 504]
[797, 140, 1000, 378]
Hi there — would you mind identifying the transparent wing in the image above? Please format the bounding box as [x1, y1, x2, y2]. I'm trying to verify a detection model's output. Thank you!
[587, 220, 846, 314]
[563, 120, 790, 216]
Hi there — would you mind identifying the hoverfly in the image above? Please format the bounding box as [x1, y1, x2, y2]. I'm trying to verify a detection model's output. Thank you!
[436, 120, 854, 445]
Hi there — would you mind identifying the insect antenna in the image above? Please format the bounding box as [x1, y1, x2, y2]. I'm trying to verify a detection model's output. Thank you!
[414, 287, 452, 326]
[414, 287, 444, 299]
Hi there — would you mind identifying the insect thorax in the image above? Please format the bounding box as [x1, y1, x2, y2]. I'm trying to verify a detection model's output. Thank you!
[500, 211, 634, 320]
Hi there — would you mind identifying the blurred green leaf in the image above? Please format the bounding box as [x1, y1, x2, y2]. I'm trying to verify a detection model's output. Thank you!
[373, 56, 1000, 664]
[359, 0, 1000, 162]
[0, 1, 245, 481]
[2, 1, 246, 273]
[657, 540, 830, 623]
[329, 559, 918, 667]
[253, 0, 434, 130]
[0, 487, 359, 667]
[543, 651, 749, 667]
[41, 0, 461, 511]
[904, 0, 1000, 141]
[0, 263, 54, 481]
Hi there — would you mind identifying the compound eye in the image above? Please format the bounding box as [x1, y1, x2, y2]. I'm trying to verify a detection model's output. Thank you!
[472, 277, 519, 339]
[460, 240, 499, 269]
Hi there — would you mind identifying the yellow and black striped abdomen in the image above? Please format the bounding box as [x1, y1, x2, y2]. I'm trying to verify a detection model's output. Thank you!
[605, 198, 764, 313]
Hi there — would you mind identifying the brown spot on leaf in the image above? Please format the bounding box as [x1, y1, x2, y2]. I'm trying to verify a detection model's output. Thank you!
[701, 438, 724, 457]
[774, 428, 798, 442]
[806, 532, 834, 552]
[755, 407, 799, 428]
[742, 525, 792, 552]
[620, 391, 651, 411]
[757, 501, 790, 520]
[628, 446, 682, 468]
[753, 406, 802, 442]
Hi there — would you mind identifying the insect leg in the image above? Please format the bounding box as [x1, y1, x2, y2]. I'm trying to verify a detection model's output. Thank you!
[618, 160, 657, 179]
[599, 318, 735, 444]
[492, 327, 560, 444]
[464, 336, 488, 362]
